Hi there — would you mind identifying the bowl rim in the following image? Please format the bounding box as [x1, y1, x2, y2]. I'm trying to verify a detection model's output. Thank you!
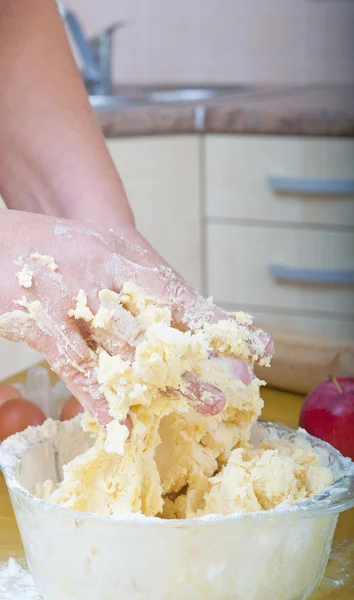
[1, 420, 353, 527]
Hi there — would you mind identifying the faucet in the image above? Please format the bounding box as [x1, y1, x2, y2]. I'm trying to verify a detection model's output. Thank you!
[58, 3, 129, 96]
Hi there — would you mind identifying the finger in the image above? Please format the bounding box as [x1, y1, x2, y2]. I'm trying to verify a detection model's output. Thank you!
[87, 291, 226, 416]
[123, 415, 133, 434]
[14, 262, 111, 425]
[109, 254, 221, 328]
[0, 308, 33, 343]
[94, 289, 145, 344]
[32, 308, 111, 425]
[209, 353, 255, 386]
[89, 289, 143, 360]
[110, 254, 273, 365]
[85, 294, 226, 416]
[180, 371, 226, 416]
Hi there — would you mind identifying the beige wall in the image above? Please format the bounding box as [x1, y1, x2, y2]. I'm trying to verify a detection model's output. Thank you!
[65, 0, 354, 85]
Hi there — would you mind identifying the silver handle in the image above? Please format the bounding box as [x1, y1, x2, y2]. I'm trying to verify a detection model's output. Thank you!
[268, 176, 354, 196]
[269, 265, 354, 285]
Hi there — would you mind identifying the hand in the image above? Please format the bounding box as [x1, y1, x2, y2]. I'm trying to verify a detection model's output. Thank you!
[0, 210, 273, 425]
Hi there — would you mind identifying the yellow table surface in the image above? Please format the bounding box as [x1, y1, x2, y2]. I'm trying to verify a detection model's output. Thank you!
[0, 372, 353, 598]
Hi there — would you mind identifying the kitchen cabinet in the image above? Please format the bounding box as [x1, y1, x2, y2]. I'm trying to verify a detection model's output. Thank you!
[205, 136, 354, 227]
[207, 224, 354, 315]
[107, 135, 202, 291]
[204, 134, 354, 340]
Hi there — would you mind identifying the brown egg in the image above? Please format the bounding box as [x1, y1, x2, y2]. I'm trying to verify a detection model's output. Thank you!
[0, 398, 46, 441]
[60, 395, 84, 421]
[0, 384, 23, 408]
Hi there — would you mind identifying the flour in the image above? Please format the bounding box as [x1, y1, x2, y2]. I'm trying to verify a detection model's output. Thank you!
[0, 418, 75, 471]
[0, 559, 41, 600]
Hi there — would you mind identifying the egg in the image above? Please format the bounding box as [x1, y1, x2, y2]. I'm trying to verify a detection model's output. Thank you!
[60, 395, 84, 421]
[0, 384, 23, 408]
[0, 398, 46, 441]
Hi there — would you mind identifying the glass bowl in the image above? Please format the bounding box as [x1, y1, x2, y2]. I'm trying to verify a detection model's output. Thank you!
[1, 419, 353, 600]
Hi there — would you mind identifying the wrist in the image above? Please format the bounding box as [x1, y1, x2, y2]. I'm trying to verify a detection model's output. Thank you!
[62, 191, 135, 232]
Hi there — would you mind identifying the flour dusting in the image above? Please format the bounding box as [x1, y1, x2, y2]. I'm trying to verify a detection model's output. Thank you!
[0, 559, 41, 600]
[321, 539, 354, 590]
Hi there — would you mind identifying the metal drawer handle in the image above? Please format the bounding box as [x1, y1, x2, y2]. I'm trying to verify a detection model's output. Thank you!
[269, 265, 354, 285]
[268, 176, 354, 196]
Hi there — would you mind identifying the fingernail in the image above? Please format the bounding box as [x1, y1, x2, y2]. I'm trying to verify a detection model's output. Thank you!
[181, 371, 226, 416]
[258, 332, 274, 357]
[199, 387, 225, 416]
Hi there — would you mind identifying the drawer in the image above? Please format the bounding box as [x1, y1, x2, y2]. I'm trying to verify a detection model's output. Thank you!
[218, 306, 354, 341]
[205, 135, 354, 227]
[206, 224, 354, 316]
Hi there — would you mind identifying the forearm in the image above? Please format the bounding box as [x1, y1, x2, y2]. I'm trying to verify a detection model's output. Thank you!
[0, 0, 134, 228]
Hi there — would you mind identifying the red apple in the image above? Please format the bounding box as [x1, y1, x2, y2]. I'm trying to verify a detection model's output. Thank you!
[299, 377, 354, 461]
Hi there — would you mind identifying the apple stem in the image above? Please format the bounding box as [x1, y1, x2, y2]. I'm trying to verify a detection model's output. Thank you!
[329, 375, 343, 394]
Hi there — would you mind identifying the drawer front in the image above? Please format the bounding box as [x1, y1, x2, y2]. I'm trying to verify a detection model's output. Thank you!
[219, 306, 354, 341]
[205, 135, 354, 227]
[206, 224, 354, 316]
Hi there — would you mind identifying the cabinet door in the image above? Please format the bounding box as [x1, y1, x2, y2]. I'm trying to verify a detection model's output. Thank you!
[207, 223, 354, 317]
[206, 135, 354, 227]
[107, 136, 202, 290]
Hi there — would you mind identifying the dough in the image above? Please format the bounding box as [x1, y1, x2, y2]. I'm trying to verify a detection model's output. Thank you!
[29, 253, 58, 271]
[36, 283, 333, 517]
[16, 265, 33, 289]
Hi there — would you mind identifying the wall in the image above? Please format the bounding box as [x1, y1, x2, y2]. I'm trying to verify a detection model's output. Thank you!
[64, 0, 354, 85]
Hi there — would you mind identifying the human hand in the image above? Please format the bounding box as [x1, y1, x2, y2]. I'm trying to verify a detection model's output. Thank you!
[0, 210, 273, 425]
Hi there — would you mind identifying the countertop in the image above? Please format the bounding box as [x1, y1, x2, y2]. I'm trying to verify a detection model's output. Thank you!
[96, 84, 354, 138]
[0, 371, 353, 599]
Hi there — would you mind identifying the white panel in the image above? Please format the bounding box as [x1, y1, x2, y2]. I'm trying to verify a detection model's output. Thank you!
[0, 341, 42, 381]
[206, 135, 354, 227]
[108, 136, 202, 290]
[207, 223, 354, 317]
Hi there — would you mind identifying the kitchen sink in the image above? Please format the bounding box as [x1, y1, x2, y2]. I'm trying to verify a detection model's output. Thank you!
[145, 87, 224, 103]
[89, 86, 246, 110]
[89, 94, 141, 109]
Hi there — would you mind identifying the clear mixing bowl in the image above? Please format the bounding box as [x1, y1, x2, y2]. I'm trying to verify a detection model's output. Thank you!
[1, 419, 353, 600]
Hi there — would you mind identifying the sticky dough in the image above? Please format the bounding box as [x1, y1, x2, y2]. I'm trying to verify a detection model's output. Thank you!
[36, 283, 333, 517]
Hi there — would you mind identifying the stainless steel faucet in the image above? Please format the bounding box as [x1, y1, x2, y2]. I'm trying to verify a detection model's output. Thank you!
[58, 3, 129, 95]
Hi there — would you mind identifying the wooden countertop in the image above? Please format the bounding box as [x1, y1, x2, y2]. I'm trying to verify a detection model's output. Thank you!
[0, 381, 353, 598]
[96, 84, 354, 138]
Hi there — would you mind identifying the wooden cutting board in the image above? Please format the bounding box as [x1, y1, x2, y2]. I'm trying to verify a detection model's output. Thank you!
[255, 324, 354, 395]
[0, 375, 353, 599]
